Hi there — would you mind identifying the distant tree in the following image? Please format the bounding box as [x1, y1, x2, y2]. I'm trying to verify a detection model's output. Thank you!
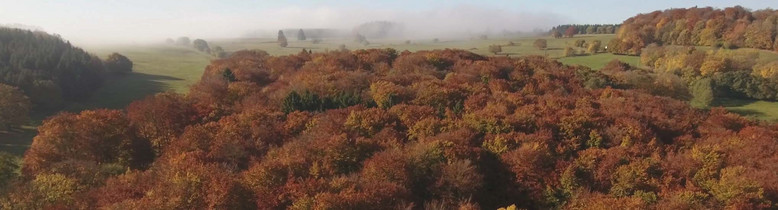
[297, 29, 306, 41]
[0, 28, 104, 106]
[0, 152, 18, 189]
[405, 40, 412, 44]
[534, 39, 548, 50]
[690, 78, 714, 108]
[176, 36, 191, 46]
[165, 38, 174, 44]
[222, 68, 236, 82]
[552, 30, 562, 39]
[339, 44, 348, 52]
[105, 53, 133, 74]
[507, 41, 516, 46]
[278, 30, 288, 47]
[0, 84, 30, 130]
[587, 40, 602, 54]
[564, 47, 576, 57]
[489, 45, 503, 55]
[565, 26, 577, 38]
[211, 46, 227, 58]
[354, 33, 367, 44]
[479, 35, 488, 40]
[575, 39, 586, 48]
[433, 38, 439, 43]
[585, 26, 596, 34]
[312, 38, 322, 44]
[192, 39, 210, 53]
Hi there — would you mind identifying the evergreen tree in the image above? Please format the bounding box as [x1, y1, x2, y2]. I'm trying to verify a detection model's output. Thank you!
[278, 30, 288, 47]
[297, 29, 306, 41]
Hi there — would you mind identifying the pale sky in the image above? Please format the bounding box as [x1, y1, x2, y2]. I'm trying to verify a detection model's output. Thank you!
[0, 0, 774, 45]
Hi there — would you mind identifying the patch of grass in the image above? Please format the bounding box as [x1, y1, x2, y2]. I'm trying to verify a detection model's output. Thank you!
[714, 98, 778, 122]
[78, 45, 213, 110]
[558, 53, 641, 69]
[211, 34, 618, 57]
[0, 126, 37, 156]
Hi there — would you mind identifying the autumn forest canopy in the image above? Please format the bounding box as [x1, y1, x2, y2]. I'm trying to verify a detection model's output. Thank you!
[2, 4, 778, 210]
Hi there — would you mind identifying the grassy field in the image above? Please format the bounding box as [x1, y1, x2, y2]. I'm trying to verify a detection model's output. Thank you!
[714, 98, 778, 122]
[211, 34, 618, 58]
[78, 45, 213, 110]
[559, 53, 640, 69]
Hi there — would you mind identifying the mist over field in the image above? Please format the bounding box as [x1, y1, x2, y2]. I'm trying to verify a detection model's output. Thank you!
[0, 3, 568, 46]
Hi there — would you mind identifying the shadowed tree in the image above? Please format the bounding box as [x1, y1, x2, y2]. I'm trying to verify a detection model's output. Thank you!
[489, 45, 503, 55]
[176, 36, 191, 46]
[534, 39, 548, 50]
[0, 84, 30, 131]
[105, 53, 133, 74]
[278, 30, 288, 47]
[297, 29, 306, 41]
[193, 39, 211, 53]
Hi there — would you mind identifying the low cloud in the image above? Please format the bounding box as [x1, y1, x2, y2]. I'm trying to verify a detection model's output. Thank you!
[4, 4, 570, 46]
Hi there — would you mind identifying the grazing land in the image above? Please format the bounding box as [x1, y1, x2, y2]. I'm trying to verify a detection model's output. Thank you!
[79, 45, 213, 110]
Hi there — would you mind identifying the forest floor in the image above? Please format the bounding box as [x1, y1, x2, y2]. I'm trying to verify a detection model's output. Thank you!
[3, 34, 777, 156]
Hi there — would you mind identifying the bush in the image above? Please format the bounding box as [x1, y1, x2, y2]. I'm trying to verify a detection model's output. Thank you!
[489, 45, 503, 55]
[534, 39, 548, 50]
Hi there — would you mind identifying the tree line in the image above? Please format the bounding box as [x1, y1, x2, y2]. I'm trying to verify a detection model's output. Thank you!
[0, 28, 135, 131]
[166, 36, 228, 58]
[0, 27, 137, 125]
[2, 48, 778, 209]
[550, 24, 620, 37]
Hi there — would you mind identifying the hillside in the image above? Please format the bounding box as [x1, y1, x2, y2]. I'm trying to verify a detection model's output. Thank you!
[2, 49, 777, 209]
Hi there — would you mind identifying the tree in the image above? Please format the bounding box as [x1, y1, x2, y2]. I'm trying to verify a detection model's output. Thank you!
[211, 46, 227, 58]
[165, 38, 174, 44]
[587, 40, 602, 54]
[534, 39, 548, 50]
[222, 68, 236, 82]
[0, 84, 30, 131]
[104, 53, 133, 74]
[23, 109, 153, 175]
[552, 30, 562, 39]
[690, 78, 714, 108]
[575, 39, 586, 48]
[586, 26, 596, 34]
[0, 152, 18, 189]
[354, 33, 367, 44]
[565, 26, 577, 38]
[489, 45, 503, 55]
[193, 39, 210, 53]
[176, 36, 191, 46]
[297, 29, 306, 41]
[278, 30, 288, 47]
[0, 28, 104, 106]
[564, 47, 576, 57]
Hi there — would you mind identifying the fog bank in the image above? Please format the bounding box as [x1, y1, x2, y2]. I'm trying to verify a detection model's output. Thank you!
[1, 3, 570, 46]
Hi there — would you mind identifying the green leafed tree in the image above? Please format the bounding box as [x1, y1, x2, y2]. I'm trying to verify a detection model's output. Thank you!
[0, 84, 31, 131]
[192, 39, 210, 53]
[278, 30, 288, 47]
[104, 53, 133, 74]
[297, 29, 306, 41]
